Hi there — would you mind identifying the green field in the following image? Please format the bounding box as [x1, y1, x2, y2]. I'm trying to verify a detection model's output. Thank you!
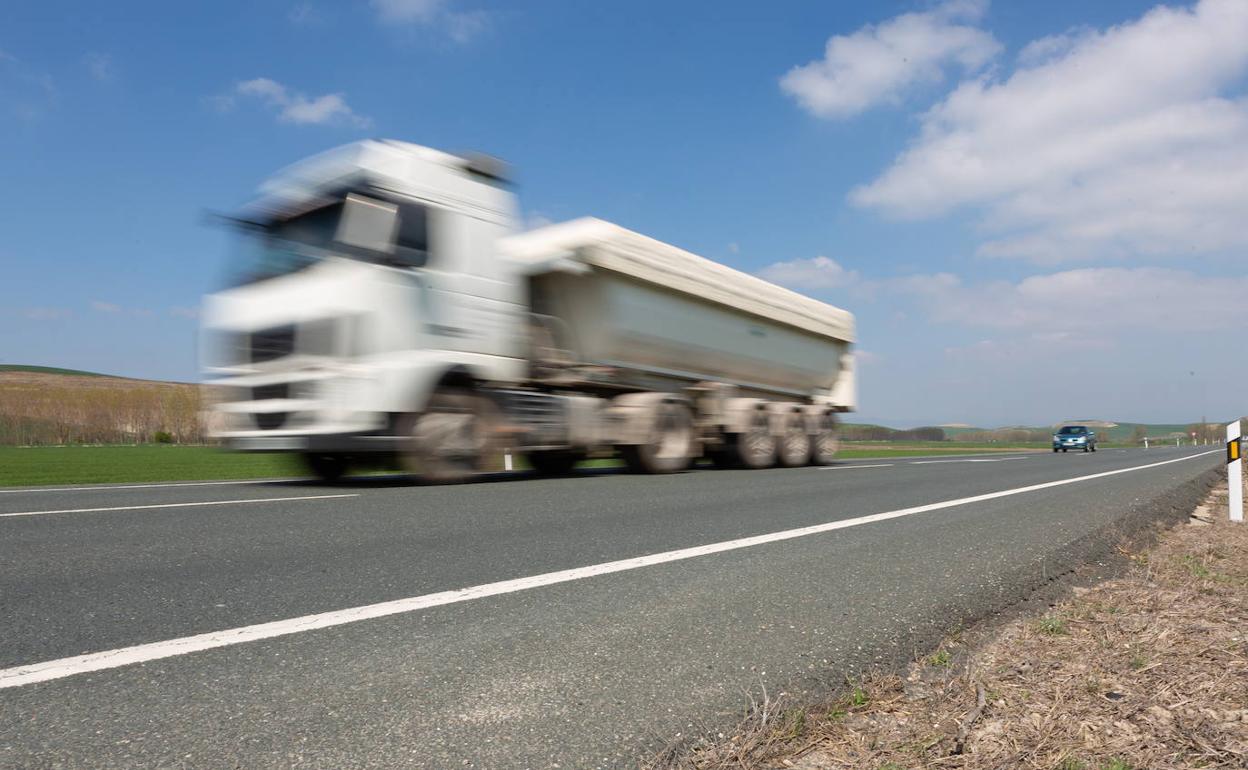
[0, 445, 301, 487]
[0, 443, 1046, 488]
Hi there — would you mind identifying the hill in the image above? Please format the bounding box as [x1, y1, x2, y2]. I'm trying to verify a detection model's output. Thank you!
[0, 367, 203, 446]
[0, 364, 111, 377]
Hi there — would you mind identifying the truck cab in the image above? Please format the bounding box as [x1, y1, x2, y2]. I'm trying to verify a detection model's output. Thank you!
[203, 141, 529, 476]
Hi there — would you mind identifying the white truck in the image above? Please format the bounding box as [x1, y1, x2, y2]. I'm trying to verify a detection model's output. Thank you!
[202, 140, 856, 482]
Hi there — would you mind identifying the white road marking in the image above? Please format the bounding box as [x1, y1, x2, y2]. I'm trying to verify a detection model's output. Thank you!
[0, 479, 299, 495]
[822, 463, 893, 470]
[912, 455, 1029, 465]
[0, 494, 359, 519]
[0, 449, 1218, 689]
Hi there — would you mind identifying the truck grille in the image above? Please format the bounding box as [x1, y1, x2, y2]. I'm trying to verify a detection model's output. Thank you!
[254, 412, 289, 430]
[253, 383, 289, 401]
[250, 325, 296, 363]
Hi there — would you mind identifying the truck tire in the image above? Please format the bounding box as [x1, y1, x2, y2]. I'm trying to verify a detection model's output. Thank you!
[777, 411, 811, 467]
[525, 449, 582, 476]
[810, 412, 839, 466]
[402, 388, 499, 484]
[301, 452, 348, 483]
[720, 410, 776, 469]
[620, 400, 694, 474]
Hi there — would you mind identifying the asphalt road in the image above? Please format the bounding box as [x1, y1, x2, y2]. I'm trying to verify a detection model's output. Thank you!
[0, 446, 1221, 768]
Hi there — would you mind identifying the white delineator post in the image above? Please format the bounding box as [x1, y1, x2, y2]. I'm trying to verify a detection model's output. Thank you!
[1228, 421, 1243, 523]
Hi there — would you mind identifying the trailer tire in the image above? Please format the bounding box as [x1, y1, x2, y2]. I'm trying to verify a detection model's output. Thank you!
[724, 410, 776, 469]
[620, 401, 694, 474]
[401, 387, 499, 484]
[301, 453, 348, 483]
[777, 411, 811, 467]
[809, 412, 840, 466]
[526, 450, 582, 477]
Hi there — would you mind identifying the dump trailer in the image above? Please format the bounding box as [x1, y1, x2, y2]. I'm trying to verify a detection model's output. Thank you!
[202, 140, 855, 482]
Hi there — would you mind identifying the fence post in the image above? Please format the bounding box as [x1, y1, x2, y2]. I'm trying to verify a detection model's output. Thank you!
[1228, 421, 1243, 523]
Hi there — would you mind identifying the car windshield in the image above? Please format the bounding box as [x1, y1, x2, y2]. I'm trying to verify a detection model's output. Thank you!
[1058, 426, 1087, 435]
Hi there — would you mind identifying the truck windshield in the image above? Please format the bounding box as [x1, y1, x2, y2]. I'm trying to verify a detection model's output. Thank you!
[228, 198, 430, 285]
[230, 202, 345, 285]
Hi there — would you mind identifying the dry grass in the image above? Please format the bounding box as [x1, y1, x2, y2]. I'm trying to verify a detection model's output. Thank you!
[649, 480, 1248, 770]
[0, 372, 206, 445]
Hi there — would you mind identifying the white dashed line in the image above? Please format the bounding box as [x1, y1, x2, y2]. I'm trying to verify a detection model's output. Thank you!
[0, 479, 300, 494]
[823, 463, 894, 470]
[0, 494, 359, 519]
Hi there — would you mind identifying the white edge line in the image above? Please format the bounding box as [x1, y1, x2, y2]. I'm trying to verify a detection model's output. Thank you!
[0, 494, 359, 518]
[822, 463, 894, 470]
[0, 449, 1218, 689]
[0, 478, 302, 494]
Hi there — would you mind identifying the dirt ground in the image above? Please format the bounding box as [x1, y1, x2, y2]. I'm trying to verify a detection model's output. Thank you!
[650, 473, 1248, 770]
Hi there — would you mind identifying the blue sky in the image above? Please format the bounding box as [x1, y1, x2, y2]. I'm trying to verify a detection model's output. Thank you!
[2, 0, 1245, 427]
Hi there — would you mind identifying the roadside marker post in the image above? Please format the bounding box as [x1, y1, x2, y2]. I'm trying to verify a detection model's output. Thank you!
[1228, 421, 1243, 523]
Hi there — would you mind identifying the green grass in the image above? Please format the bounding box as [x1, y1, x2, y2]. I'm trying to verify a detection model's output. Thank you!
[838, 446, 1040, 458]
[0, 445, 301, 487]
[0, 442, 1054, 489]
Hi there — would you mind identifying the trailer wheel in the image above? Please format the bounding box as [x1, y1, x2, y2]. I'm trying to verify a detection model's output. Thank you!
[620, 401, 694, 474]
[728, 410, 777, 469]
[402, 388, 499, 484]
[525, 449, 582, 477]
[809, 412, 840, 466]
[301, 453, 348, 483]
[778, 411, 812, 467]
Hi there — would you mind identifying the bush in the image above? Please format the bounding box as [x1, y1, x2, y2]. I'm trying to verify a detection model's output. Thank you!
[153, 430, 174, 444]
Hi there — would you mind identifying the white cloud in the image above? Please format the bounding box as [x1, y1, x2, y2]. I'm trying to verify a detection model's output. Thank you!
[90, 300, 121, 313]
[852, 0, 1248, 263]
[372, 0, 443, 23]
[22, 307, 72, 321]
[780, 0, 1000, 119]
[757, 255, 861, 291]
[892, 266, 1244, 334]
[288, 3, 326, 26]
[370, 0, 488, 42]
[169, 306, 199, 319]
[84, 52, 114, 82]
[233, 78, 372, 128]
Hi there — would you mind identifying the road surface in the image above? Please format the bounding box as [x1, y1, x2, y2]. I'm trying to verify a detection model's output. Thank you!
[0, 446, 1220, 768]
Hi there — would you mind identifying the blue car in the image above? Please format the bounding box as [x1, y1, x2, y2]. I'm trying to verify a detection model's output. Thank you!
[1053, 425, 1097, 453]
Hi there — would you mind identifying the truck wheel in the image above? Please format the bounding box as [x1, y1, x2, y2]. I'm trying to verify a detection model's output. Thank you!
[402, 388, 499, 484]
[733, 410, 776, 469]
[525, 450, 582, 476]
[810, 412, 839, 466]
[301, 453, 348, 483]
[1053, 447, 1059, 453]
[778, 412, 811, 467]
[620, 401, 694, 474]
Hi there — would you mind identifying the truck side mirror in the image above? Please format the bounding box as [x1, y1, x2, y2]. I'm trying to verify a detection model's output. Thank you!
[336, 194, 398, 255]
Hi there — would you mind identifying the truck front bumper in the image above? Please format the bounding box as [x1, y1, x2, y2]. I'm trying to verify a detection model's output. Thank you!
[224, 431, 405, 453]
